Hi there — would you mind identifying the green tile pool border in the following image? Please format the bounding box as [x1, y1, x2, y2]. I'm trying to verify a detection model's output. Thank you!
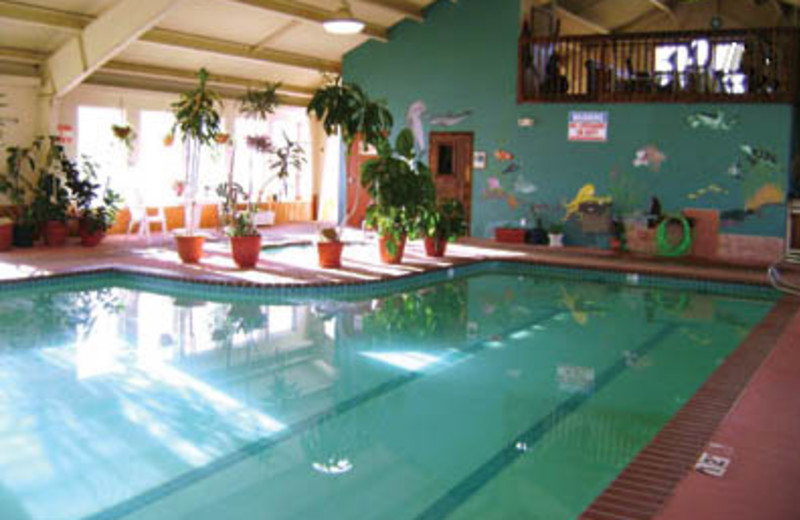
[0, 260, 780, 302]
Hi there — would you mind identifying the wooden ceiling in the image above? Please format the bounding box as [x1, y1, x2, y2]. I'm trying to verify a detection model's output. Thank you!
[530, 0, 800, 36]
[0, 0, 436, 103]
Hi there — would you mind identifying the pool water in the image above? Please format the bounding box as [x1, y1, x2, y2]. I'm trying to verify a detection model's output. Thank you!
[0, 267, 775, 520]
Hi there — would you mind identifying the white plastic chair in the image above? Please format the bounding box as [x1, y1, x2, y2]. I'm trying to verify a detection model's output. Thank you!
[127, 191, 167, 240]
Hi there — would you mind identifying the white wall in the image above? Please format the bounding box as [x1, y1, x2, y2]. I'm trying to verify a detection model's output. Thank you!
[0, 75, 40, 204]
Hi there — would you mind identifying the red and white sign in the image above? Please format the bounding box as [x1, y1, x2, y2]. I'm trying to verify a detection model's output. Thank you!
[57, 123, 74, 144]
[568, 111, 608, 142]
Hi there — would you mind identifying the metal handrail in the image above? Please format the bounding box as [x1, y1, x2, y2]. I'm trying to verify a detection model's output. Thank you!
[768, 257, 800, 297]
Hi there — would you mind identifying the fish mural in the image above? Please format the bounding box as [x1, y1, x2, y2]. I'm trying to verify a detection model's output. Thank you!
[513, 177, 538, 195]
[502, 163, 520, 175]
[740, 145, 778, 170]
[633, 144, 667, 172]
[405, 100, 427, 154]
[564, 184, 612, 220]
[686, 110, 737, 131]
[745, 183, 784, 211]
[494, 149, 514, 162]
[429, 110, 473, 127]
[483, 176, 522, 210]
[687, 183, 729, 200]
[727, 161, 744, 180]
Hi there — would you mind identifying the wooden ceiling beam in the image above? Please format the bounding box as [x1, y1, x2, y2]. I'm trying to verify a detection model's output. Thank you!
[553, 5, 610, 35]
[225, 0, 389, 41]
[356, 0, 424, 23]
[0, 1, 340, 73]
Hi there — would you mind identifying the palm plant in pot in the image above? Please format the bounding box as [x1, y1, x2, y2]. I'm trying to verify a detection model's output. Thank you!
[307, 76, 393, 234]
[171, 68, 222, 263]
[418, 198, 467, 258]
[361, 129, 432, 264]
[30, 138, 71, 247]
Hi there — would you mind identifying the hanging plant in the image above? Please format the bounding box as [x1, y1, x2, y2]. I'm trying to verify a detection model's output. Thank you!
[239, 82, 282, 121]
[214, 132, 231, 145]
[163, 132, 175, 147]
[111, 124, 136, 152]
[246, 134, 273, 154]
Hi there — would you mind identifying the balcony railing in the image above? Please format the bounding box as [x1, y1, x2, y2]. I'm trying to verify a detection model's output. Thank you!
[518, 28, 799, 104]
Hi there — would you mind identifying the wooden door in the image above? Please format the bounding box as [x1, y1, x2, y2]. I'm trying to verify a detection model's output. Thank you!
[345, 136, 375, 228]
[429, 132, 473, 231]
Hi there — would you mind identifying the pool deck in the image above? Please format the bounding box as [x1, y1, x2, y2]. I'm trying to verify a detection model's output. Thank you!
[1, 223, 799, 520]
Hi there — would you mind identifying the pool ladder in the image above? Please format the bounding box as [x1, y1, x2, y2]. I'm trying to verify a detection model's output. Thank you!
[768, 255, 800, 297]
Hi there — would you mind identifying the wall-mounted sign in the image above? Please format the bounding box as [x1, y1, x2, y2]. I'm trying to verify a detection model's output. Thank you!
[57, 124, 74, 145]
[568, 111, 608, 142]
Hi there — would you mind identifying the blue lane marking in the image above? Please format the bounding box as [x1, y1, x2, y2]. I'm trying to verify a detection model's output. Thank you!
[86, 308, 565, 520]
[413, 323, 677, 520]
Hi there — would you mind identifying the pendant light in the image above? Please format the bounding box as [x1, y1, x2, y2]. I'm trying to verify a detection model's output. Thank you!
[323, 0, 365, 35]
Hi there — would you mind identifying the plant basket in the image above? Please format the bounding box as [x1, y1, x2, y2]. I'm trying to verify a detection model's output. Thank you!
[379, 234, 407, 264]
[44, 220, 69, 247]
[424, 236, 447, 257]
[230, 235, 262, 269]
[317, 241, 344, 268]
[175, 234, 205, 264]
[0, 221, 12, 252]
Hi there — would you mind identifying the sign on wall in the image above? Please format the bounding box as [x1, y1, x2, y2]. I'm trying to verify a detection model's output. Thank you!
[568, 111, 608, 142]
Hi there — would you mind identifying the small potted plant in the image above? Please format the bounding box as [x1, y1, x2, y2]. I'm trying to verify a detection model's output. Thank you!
[317, 227, 344, 268]
[32, 163, 71, 247]
[419, 198, 467, 257]
[0, 145, 37, 247]
[548, 222, 565, 247]
[0, 216, 12, 251]
[111, 124, 135, 152]
[171, 68, 223, 263]
[226, 206, 261, 269]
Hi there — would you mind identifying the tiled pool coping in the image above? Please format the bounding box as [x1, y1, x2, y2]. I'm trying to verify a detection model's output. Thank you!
[1, 255, 795, 520]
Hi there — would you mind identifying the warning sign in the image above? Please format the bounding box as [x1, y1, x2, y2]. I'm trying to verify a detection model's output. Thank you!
[568, 111, 608, 142]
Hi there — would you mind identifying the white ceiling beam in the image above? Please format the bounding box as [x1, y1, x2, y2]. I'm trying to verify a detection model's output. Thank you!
[225, 0, 389, 41]
[356, 0, 424, 23]
[0, 1, 340, 73]
[44, 0, 182, 97]
[554, 5, 610, 34]
[642, 0, 674, 16]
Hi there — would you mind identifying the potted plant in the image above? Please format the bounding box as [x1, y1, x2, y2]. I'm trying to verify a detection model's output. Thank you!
[171, 68, 223, 263]
[548, 222, 565, 247]
[361, 129, 432, 264]
[418, 198, 467, 257]
[226, 207, 261, 269]
[317, 227, 344, 268]
[111, 124, 135, 153]
[0, 216, 11, 251]
[0, 145, 37, 247]
[30, 139, 71, 247]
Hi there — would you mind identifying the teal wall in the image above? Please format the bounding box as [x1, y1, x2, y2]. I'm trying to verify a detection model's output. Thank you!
[343, 0, 794, 240]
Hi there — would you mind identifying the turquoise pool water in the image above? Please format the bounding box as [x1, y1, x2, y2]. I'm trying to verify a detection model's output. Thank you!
[0, 265, 776, 520]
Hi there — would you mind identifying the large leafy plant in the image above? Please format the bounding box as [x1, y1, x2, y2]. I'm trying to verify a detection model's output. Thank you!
[361, 128, 435, 255]
[239, 82, 281, 121]
[64, 156, 122, 233]
[307, 76, 393, 151]
[171, 68, 222, 235]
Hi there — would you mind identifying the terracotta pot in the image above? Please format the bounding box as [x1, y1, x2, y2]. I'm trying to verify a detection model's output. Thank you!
[78, 220, 106, 247]
[317, 241, 344, 268]
[175, 235, 205, 264]
[230, 235, 262, 269]
[12, 224, 35, 248]
[67, 217, 81, 237]
[379, 234, 407, 264]
[44, 220, 69, 247]
[424, 236, 448, 257]
[0, 223, 12, 252]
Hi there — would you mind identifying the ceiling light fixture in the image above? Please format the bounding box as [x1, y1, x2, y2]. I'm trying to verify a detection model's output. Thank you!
[323, 1, 365, 35]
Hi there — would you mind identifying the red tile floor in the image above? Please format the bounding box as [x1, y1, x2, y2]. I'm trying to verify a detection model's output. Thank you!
[1, 223, 799, 519]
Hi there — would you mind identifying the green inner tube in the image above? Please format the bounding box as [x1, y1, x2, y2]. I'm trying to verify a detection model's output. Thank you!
[656, 215, 693, 257]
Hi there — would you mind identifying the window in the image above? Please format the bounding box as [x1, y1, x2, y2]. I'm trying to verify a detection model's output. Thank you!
[77, 106, 125, 191]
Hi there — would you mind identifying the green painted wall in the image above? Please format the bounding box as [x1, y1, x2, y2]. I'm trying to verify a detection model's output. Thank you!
[344, 0, 793, 240]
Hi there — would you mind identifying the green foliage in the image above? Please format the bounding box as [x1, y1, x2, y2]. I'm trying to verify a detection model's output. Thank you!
[306, 76, 393, 150]
[0, 145, 36, 208]
[64, 156, 122, 233]
[418, 198, 467, 241]
[225, 209, 259, 237]
[239, 83, 281, 121]
[267, 133, 306, 200]
[171, 68, 223, 145]
[361, 129, 435, 254]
